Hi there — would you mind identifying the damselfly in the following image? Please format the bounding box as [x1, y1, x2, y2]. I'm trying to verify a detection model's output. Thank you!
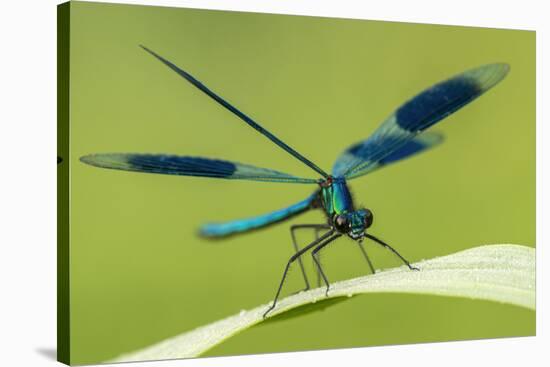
[81, 46, 509, 317]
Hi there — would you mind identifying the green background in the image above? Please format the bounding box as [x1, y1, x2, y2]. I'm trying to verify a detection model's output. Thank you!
[67, 1, 535, 364]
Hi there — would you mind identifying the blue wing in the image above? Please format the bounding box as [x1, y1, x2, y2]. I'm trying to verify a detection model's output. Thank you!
[140, 46, 329, 179]
[332, 63, 509, 179]
[333, 133, 444, 177]
[80, 154, 318, 184]
[200, 194, 316, 237]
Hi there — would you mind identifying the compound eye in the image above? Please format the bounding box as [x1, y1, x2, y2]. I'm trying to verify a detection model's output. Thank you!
[364, 209, 374, 228]
[334, 215, 350, 232]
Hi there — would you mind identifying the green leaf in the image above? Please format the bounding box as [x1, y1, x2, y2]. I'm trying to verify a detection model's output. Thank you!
[109, 244, 535, 362]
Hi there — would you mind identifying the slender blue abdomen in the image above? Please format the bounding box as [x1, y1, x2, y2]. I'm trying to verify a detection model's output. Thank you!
[200, 194, 316, 237]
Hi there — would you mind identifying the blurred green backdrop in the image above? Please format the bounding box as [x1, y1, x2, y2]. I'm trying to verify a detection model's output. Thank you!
[67, 1, 535, 364]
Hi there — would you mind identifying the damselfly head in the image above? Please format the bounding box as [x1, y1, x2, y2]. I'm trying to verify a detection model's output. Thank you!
[358, 208, 374, 229]
[333, 208, 373, 239]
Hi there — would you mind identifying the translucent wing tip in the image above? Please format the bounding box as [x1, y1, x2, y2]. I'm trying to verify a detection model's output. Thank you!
[465, 62, 510, 91]
[80, 154, 129, 169]
[487, 62, 510, 74]
[80, 154, 103, 167]
[415, 131, 445, 146]
[479, 62, 510, 72]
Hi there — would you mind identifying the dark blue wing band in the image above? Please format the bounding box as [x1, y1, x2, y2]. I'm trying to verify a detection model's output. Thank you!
[80, 153, 318, 184]
[140, 46, 329, 179]
[332, 63, 509, 179]
[396, 74, 482, 132]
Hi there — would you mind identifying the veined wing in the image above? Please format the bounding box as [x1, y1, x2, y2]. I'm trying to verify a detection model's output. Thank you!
[80, 154, 318, 184]
[200, 194, 316, 237]
[140, 46, 329, 179]
[332, 132, 443, 177]
[332, 63, 509, 179]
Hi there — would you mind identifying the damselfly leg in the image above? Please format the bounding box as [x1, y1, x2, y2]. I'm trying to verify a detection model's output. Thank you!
[314, 227, 324, 287]
[264, 229, 335, 318]
[290, 224, 331, 291]
[364, 233, 419, 271]
[311, 233, 342, 296]
[357, 240, 376, 274]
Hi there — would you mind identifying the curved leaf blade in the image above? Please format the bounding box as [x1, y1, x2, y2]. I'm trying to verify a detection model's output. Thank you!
[110, 244, 535, 362]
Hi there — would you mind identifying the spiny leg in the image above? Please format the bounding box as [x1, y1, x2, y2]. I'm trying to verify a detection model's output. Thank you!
[364, 233, 419, 271]
[290, 224, 331, 291]
[314, 227, 324, 287]
[357, 240, 376, 274]
[311, 234, 342, 296]
[264, 229, 335, 318]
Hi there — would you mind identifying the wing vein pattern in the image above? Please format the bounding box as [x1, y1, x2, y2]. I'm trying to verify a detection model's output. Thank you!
[80, 154, 318, 184]
[140, 46, 329, 178]
[332, 63, 509, 179]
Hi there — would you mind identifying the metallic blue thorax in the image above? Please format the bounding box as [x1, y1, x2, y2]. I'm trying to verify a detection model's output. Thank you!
[320, 177, 355, 217]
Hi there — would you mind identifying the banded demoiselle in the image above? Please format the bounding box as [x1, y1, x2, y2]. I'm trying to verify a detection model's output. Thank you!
[81, 46, 509, 317]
